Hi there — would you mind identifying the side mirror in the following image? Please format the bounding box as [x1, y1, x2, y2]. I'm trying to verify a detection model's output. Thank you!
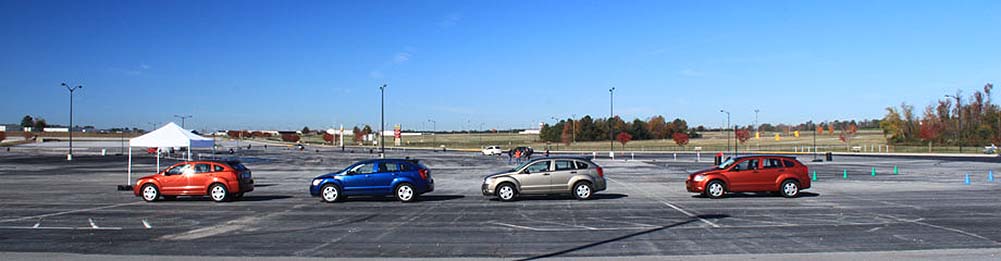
[346, 170, 357, 175]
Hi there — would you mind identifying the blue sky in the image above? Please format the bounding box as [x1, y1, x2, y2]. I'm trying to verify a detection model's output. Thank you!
[1, 0, 999, 131]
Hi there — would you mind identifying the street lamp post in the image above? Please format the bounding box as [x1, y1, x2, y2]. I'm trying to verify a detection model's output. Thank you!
[609, 87, 615, 156]
[720, 110, 731, 155]
[173, 115, 192, 129]
[61, 83, 82, 161]
[379, 84, 386, 158]
[945, 93, 962, 153]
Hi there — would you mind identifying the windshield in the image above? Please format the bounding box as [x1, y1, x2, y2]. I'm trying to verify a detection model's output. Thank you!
[509, 160, 533, 172]
[718, 158, 736, 169]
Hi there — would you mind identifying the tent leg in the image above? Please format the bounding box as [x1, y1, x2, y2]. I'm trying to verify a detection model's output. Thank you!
[187, 146, 191, 161]
[156, 150, 160, 173]
[127, 146, 132, 185]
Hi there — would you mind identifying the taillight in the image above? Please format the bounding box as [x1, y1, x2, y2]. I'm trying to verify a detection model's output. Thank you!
[596, 167, 604, 178]
[419, 169, 429, 180]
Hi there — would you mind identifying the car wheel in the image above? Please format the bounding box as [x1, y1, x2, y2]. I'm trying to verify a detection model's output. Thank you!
[395, 183, 416, 202]
[141, 184, 160, 202]
[321, 184, 341, 203]
[209, 183, 229, 202]
[572, 181, 594, 200]
[705, 180, 726, 199]
[780, 180, 800, 198]
[496, 183, 517, 202]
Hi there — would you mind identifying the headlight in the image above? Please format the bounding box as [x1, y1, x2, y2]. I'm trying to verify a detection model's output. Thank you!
[693, 175, 706, 182]
[311, 179, 322, 186]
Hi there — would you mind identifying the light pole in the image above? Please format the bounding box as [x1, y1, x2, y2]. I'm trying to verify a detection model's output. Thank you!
[609, 87, 615, 155]
[945, 93, 962, 153]
[61, 83, 82, 161]
[720, 109, 731, 155]
[379, 84, 386, 157]
[173, 115, 192, 129]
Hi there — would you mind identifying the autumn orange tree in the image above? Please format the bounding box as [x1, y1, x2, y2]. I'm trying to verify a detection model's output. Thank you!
[616, 132, 632, 147]
[672, 132, 689, 148]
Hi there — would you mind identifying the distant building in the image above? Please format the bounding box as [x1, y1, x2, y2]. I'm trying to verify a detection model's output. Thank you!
[518, 122, 544, 135]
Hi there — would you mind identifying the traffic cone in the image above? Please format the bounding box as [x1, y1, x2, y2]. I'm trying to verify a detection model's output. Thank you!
[843, 169, 848, 179]
[893, 166, 899, 175]
[812, 171, 818, 181]
[989, 170, 994, 183]
[871, 168, 877, 177]
[965, 173, 971, 185]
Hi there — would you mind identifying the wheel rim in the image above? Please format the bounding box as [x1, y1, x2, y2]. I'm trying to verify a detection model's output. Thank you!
[784, 182, 798, 196]
[575, 184, 591, 198]
[142, 186, 157, 201]
[211, 185, 226, 201]
[708, 183, 723, 197]
[498, 186, 514, 200]
[322, 186, 338, 201]
[398, 185, 413, 201]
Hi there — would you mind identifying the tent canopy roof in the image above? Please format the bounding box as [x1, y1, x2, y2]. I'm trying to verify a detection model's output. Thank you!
[129, 122, 214, 148]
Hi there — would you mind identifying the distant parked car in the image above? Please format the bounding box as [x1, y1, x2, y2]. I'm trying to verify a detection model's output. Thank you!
[482, 146, 503, 156]
[481, 157, 606, 201]
[984, 144, 998, 154]
[134, 160, 254, 202]
[686, 155, 810, 199]
[310, 159, 434, 203]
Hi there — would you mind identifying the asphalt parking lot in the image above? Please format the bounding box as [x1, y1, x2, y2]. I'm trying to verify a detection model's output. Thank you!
[1, 142, 1000, 259]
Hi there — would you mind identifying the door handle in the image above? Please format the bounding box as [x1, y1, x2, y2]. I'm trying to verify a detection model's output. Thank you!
[570, 171, 578, 174]
[543, 173, 551, 176]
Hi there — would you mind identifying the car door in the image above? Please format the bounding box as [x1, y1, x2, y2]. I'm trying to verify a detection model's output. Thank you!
[159, 163, 190, 194]
[371, 161, 400, 194]
[548, 160, 578, 193]
[342, 162, 377, 195]
[184, 163, 214, 195]
[725, 159, 759, 192]
[514, 160, 552, 194]
[758, 158, 785, 191]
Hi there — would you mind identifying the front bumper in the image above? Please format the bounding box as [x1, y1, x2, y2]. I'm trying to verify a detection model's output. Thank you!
[481, 183, 493, 196]
[685, 179, 705, 193]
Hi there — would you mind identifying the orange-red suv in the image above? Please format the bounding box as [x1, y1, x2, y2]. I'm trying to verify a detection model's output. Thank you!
[686, 155, 810, 199]
[133, 160, 254, 202]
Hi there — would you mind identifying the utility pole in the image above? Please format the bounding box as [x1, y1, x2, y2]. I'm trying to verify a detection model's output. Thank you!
[720, 109, 731, 155]
[379, 84, 386, 158]
[609, 87, 616, 156]
[946, 93, 962, 153]
[62, 83, 83, 161]
[173, 115, 192, 129]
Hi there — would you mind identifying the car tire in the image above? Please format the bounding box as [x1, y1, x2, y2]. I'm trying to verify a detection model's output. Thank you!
[395, 183, 417, 203]
[780, 180, 800, 198]
[209, 183, 229, 202]
[705, 180, 726, 199]
[140, 184, 160, 202]
[321, 184, 341, 203]
[572, 181, 594, 200]
[496, 183, 517, 202]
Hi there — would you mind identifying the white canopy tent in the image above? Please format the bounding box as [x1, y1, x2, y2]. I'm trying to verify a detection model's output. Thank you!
[127, 122, 215, 184]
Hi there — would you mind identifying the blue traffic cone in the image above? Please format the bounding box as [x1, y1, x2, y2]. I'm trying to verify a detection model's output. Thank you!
[812, 171, 818, 181]
[989, 170, 995, 183]
[893, 166, 899, 175]
[965, 173, 971, 185]
[871, 168, 877, 177]
[843, 169, 848, 179]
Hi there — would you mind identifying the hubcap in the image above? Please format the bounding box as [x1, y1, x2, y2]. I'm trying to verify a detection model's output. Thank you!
[498, 186, 514, 200]
[709, 183, 723, 197]
[322, 186, 338, 201]
[143, 186, 157, 200]
[211, 186, 226, 201]
[784, 183, 798, 196]
[576, 184, 591, 198]
[398, 185, 413, 201]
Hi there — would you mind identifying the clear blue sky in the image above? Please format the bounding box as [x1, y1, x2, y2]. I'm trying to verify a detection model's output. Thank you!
[1, 0, 999, 131]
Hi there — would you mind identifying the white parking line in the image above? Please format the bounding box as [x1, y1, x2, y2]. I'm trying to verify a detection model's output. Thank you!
[0, 202, 142, 224]
[606, 177, 721, 228]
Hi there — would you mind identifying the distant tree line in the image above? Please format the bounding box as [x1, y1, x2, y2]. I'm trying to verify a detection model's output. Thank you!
[881, 83, 999, 146]
[539, 115, 700, 144]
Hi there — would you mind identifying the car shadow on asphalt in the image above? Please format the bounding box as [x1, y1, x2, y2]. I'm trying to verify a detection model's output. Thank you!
[158, 195, 293, 202]
[488, 193, 629, 202]
[336, 195, 466, 203]
[516, 214, 730, 261]
[690, 191, 820, 199]
[253, 183, 279, 187]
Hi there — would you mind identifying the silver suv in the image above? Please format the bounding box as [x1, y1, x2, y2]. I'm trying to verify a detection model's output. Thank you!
[481, 157, 606, 201]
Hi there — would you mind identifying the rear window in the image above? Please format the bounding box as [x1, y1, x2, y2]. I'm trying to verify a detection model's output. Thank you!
[227, 162, 249, 171]
[575, 161, 589, 169]
[783, 160, 796, 168]
[401, 163, 416, 172]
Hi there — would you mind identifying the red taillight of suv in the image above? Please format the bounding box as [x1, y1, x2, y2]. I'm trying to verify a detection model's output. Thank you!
[596, 167, 604, 178]
[419, 169, 429, 180]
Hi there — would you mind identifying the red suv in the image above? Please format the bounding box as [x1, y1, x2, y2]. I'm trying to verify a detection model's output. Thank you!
[134, 160, 254, 202]
[686, 155, 810, 199]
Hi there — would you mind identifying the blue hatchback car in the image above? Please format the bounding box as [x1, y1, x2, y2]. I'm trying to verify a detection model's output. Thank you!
[310, 159, 434, 203]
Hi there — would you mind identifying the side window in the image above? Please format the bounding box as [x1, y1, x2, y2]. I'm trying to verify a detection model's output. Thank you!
[195, 164, 211, 173]
[575, 161, 589, 169]
[165, 164, 188, 175]
[555, 160, 574, 171]
[783, 160, 796, 168]
[379, 162, 401, 172]
[763, 159, 783, 169]
[351, 163, 376, 174]
[213, 164, 225, 172]
[400, 163, 415, 172]
[523, 161, 551, 174]
[739, 159, 759, 171]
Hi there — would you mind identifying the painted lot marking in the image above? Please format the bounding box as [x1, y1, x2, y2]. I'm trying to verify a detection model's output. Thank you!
[605, 177, 720, 228]
[0, 202, 142, 224]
